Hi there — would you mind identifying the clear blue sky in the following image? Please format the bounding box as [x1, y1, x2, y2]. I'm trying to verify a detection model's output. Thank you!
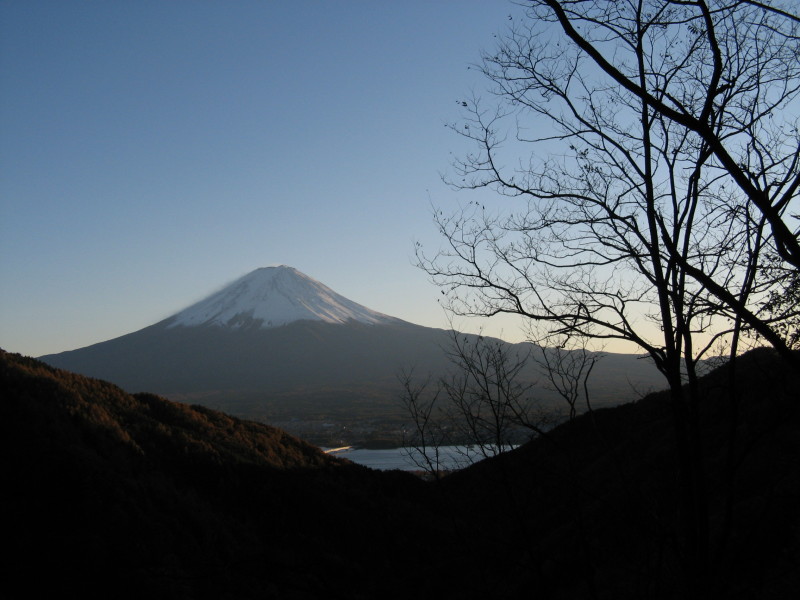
[1, 0, 539, 357]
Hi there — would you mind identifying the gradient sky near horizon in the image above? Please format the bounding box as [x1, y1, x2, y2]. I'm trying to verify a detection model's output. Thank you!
[1, 0, 562, 357]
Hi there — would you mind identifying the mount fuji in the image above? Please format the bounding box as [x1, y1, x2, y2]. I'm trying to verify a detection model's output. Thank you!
[37, 267, 463, 427]
[38, 266, 663, 442]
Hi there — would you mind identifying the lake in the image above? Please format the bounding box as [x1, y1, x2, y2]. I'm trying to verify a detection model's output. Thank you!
[325, 445, 494, 471]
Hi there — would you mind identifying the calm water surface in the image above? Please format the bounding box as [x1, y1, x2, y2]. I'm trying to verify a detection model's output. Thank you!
[326, 446, 490, 471]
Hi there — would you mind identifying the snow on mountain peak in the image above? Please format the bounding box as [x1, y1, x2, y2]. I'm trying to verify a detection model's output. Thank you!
[167, 266, 400, 329]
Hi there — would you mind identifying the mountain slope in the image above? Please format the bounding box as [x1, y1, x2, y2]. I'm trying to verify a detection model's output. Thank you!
[40, 318, 446, 395]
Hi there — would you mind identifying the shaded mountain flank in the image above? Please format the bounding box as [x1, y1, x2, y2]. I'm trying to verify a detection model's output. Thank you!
[3, 348, 798, 599]
[37, 318, 664, 408]
[37, 267, 666, 443]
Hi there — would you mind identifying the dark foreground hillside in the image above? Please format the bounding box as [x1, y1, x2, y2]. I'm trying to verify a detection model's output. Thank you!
[0, 350, 451, 599]
[439, 347, 800, 599]
[2, 348, 798, 599]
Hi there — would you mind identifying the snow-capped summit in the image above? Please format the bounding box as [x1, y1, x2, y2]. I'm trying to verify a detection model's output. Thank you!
[167, 266, 400, 329]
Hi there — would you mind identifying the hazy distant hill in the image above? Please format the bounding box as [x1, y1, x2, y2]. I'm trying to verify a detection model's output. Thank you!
[3, 347, 798, 598]
[38, 267, 665, 440]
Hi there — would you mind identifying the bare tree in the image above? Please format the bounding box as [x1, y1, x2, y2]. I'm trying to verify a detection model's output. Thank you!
[522, 0, 800, 361]
[759, 252, 800, 349]
[440, 330, 539, 460]
[417, 1, 799, 595]
[399, 330, 542, 476]
[399, 326, 601, 473]
[530, 332, 602, 422]
[398, 370, 449, 479]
